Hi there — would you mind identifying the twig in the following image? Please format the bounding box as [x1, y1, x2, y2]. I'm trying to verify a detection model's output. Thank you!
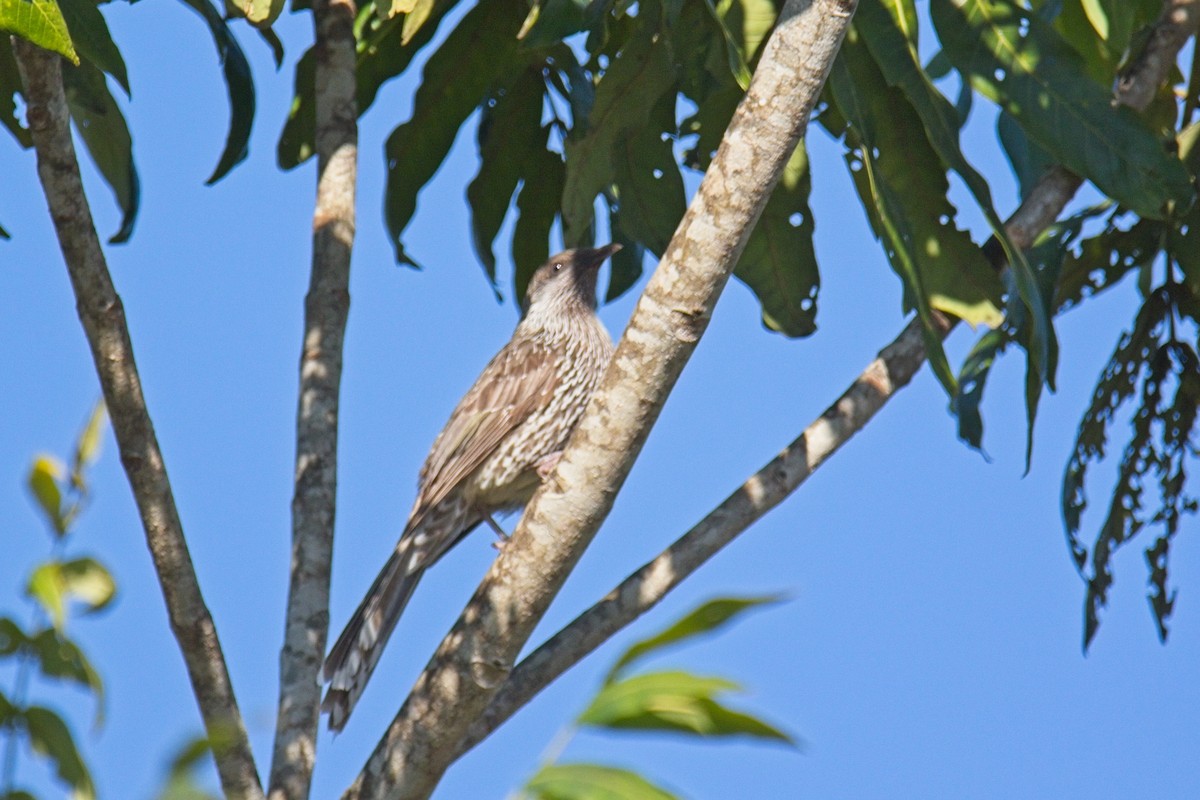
[266, 1, 358, 799]
[10, 36, 263, 800]
[342, 2, 858, 798]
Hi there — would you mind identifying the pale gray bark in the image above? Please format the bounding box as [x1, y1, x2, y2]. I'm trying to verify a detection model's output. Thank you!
[342, 1, 858, 798]
[10, 37, 263, 800]
[267, 1, 358, 798]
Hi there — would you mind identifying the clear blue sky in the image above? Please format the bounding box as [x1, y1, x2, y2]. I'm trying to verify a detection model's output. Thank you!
[1, 3, 1197, 799]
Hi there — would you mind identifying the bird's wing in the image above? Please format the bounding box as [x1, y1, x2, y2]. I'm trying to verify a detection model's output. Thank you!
[413, 335, 560, 519]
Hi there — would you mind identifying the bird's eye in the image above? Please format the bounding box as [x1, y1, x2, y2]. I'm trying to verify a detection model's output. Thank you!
[553, 263, 563, 272]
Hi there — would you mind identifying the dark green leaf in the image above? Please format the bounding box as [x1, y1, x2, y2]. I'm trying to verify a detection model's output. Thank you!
[58, 0, 129, 95]
[384, 0, 527, 264]
[0, 0, 79, 63]
[63, 60, 139, 243]
[0, 616, 29, 657]
[931, 0, 1194, 220]
[562, 19, 677, 246]
[29, 628, 104, 726]
[466, 67, 546, 291]
[733, 141, 819, 337]
[604, 209, 644, 302]
[608, 595, 784, 681]
[1055, 208, 1162, 313]
[25, 705, 95, 800]
[179, 0, 255, 184]
[526, 763, 679, 800]
[512, 145, 564, 301]
[518, 0, 591, 49]
[996, 110, 1054, 200]
[951, 327, 1008, 451]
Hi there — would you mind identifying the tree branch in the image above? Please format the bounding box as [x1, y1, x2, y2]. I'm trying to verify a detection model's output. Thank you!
[10, 37, 263, 800]
[452, 0, 1200, 757]
[267, 1, 358, 799]
[341, 1, 857, 798]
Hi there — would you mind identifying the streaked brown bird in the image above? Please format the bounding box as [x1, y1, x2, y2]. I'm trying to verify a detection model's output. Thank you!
[322, 244, 620, 731]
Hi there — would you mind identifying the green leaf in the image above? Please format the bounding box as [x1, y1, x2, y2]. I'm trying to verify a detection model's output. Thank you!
[384, 0, 527, 265]
[930, 0, 1194, 220]
[699, 0, 777, 91]
[733, 141, 819, 337]
[179, 0, 255, 184]
[608, 595, 784, 681]
[526, 763, 679, 800]
[828, 30, 1003, 394]
[58, 0, 129, 95]
[25, 705, 95, 800]
[562, 19, 677, 246]
[29, 628, 105, 727]
[858, 0, 1056, 389]
[512, 145, 564, 301]
[233, 0, 286, 26]
[466, 67, 547, 291]
[63, 60, 139, 243]
[951, 327, 1008, 451]
[28, 455, 66, 536]
[518, 0, 590, 49]
[996, 109, 1054, 200]
[0, 616, 29, 657]
[0, 0, 79, 63]
[26, 558, 116, 630]
[72, 399, 107, 475]
[580, 670, 794, 743]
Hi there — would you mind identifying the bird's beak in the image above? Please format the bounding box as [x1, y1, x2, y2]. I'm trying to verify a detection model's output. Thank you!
[580, 243, 622, 269]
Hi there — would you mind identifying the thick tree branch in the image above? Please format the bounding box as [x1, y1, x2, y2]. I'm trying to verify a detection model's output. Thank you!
[267, 1, 358, 799]
[10, 38, 263, 800]
[453, 0, 1200, 756]
[342, 2, 857, 798]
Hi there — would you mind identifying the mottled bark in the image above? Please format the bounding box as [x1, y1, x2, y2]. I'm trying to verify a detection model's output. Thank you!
[267, 1, 358, 798]
[11, 37, 262, 800]
[342, 1, 858, 798]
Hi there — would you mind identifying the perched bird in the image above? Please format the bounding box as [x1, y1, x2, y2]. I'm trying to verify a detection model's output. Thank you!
[322, 244, 620, 731]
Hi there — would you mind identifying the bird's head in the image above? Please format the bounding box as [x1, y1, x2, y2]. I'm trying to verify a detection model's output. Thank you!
[522, 244, 622, 318]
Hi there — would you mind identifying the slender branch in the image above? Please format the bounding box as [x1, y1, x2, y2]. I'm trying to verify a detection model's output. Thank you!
[267, 1, 358, 799]
[10, 37, 263, 800]
[453, 0, 1200, 757]
[342, 2, 857, 798]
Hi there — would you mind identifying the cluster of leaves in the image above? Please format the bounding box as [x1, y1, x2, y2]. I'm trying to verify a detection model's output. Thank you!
[946, 2, 1200, 646]
[0, 403, 113, 800]
[0, 0, 261, 241]
[519, 595, 793, 800]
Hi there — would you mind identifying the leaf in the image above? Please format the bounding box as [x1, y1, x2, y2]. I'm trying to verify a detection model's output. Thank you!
[72, 399, 107, 475]
[384, 0, 527, 265]
[698, 0, 777, 91]
[26, 558, 117, 630]
[828, 30, 1003, 394]
[518, 0, 591, 49]
[28, 455, 66, 536]
[950, 327, 1008, 452]
[858, 0, 1056, 388]
[466, 67, 546, 291]
[930, 0, 1194, 220]
[179, 0, 255, 184]
[58, 0, 129, 95]
[29, 628, 105, 727]
[0, 0, 79, 63]
[996, 109, 1054, 200]
[0, 616, 29, 657]
[580, 671, 794, 743]
[608, 595, 784, 681]
[234, 0, 286, 26]
[512, 144, 564, 301]
[733, 141, 819, 337]
[562, 20, 677, 246]
[526, 763, 679, 800]
[25, 705, 95, 800]
[63, 60, 139, 243]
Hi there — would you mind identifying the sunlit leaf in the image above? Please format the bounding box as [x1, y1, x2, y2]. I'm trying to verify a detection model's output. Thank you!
[26, 558, 116, 631]
[72, 400, 107, 476]
[526, 763, 679, 800]
[0, 0, 78, 63]
[234, 0, 286, 26]
[63, 61, 139, 243]
[28, 455, 66, 537]
[179, 0, 255, 184]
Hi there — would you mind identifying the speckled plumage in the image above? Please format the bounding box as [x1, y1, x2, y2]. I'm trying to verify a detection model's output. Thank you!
[322, 245, 619, 732]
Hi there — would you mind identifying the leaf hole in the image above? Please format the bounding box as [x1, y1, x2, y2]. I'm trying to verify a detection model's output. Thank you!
[788, 212, 804, 228]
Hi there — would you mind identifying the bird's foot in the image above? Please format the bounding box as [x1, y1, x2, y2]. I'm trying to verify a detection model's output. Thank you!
[536, 451, 563, 481]
[483, 513, 510, 550]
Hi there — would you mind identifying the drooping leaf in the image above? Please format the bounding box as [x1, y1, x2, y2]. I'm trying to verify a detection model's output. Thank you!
[72, 399, 107, 476]
[58, 0, 129, 95]
[28, 455, 66, 537]
[518, 0, 592, 50]
[179, 0, 255, 184]
[466, 67, 547, 291]
[513, 144, 564, 301]
[1055, 209, 1161, 313]
[29, 628, 105, 726]
[580, 670, 794, 743]
[233, 0, 286, 26]
[607, 595, 784, 681]
[996, 110, 1055, 200]
[828, 30, 1004, 394]
[562, 19, 677, 246]
[931, 0, 1194, 220]
[0, 0, 78, 63]
[0, 616, 29, 656]
[24, 705, 95, 800]
[384, 0, 528, 265]
[950, 327, 1008, 452]
[63, 60, 139, 243]
[526, 763, 679, 800]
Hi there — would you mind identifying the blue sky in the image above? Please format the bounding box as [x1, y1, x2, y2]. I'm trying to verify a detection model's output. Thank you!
[1, 3, 1197, 799]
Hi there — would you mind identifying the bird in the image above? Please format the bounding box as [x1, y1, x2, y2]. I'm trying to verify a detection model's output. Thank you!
[322, 244, 620, 732]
